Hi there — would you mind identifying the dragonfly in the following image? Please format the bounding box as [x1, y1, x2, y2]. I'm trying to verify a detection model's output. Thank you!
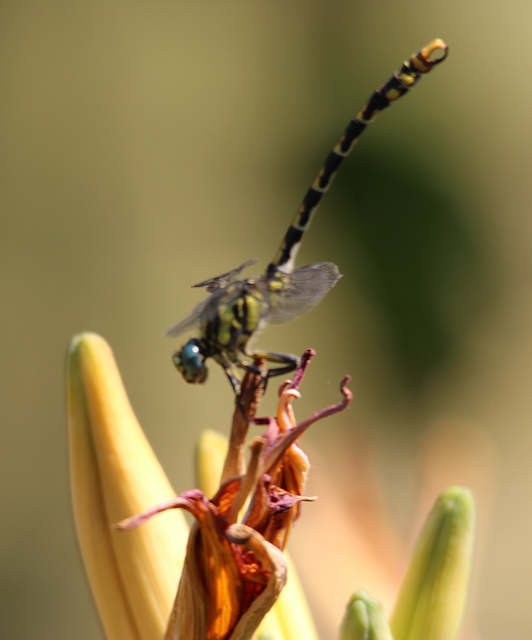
[167, 39, 448, 395]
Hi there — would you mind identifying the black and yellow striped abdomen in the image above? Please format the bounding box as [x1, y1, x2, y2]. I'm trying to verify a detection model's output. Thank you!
[267, 39, 448, 278]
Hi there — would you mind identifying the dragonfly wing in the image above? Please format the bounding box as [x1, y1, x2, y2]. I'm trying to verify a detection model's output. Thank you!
[166, 297, 211, 337]
[266, 262, 342, 324]
[192, 259, 257, 292]
[168, 262, 258, 337]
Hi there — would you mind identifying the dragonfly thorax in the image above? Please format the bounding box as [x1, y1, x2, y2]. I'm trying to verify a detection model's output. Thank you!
[173, 338, 208, 384]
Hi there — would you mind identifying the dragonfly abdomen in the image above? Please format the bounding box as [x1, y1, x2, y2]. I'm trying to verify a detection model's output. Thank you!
[268, 39, 448, 278]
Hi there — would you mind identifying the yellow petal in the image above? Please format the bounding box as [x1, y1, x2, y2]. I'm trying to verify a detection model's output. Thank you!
[68, 332, 188, 640]
[269, 555, 319, 640]
[390, 486, 475, 640]
[196, 429, 228, 497]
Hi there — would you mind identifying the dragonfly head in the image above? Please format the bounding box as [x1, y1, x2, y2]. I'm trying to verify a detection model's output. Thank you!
[172, 338, 208, 384]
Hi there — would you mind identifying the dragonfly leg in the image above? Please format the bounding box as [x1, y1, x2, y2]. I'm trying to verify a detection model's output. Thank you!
[218, 353, 243, 395]
[248, 350, 299, 380]
[223, 366, 242, 396]
[242, 364, 262, 378]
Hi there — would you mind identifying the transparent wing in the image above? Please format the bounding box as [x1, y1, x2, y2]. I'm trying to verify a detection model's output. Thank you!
[166, 260, 257, 337]
[191, 259, 257, 292]
[166, 297, 211, 337]
[166, 261, 339, 338]
[265, 262, 342, 324]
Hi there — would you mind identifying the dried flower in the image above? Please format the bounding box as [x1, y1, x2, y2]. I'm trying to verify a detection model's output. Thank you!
[68, 334, 349, 639]
[68, 333, 476, 640]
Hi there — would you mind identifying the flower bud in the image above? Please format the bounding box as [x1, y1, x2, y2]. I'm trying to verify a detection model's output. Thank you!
[68, 332, 188, 640]
[339, 590, 393, 640]
[390, 486, 475, 640]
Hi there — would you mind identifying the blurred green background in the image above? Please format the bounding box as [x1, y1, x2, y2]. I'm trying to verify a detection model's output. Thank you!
[2, 1, 531, 638]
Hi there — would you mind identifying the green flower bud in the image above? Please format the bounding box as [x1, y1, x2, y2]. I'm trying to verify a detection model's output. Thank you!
[339, 590, 393, 640]
[390, 486, 475, 640]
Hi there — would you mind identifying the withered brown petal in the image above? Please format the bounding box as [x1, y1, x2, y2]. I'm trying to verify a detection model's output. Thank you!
[225, 524, 288, 640]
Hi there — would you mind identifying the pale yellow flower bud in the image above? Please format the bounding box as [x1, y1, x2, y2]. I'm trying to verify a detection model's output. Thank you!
[196, 429, 229, 498]
[68, 332, 189, 640]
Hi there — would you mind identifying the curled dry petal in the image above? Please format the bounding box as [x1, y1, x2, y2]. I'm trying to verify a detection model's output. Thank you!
[195, 429, 319, 640]
[117, 482, 287, 640]
[225, 524, 287, 640]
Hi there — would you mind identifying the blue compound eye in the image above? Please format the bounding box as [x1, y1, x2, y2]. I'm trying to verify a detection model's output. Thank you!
[180, 340, 203, 372]
[173, 339, 208, 383]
